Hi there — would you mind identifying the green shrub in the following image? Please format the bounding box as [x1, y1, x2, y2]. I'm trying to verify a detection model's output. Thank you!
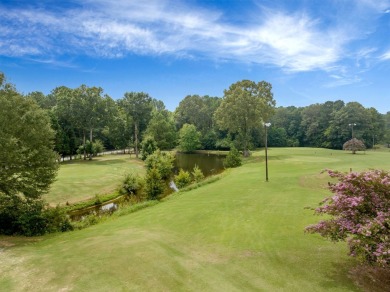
[119, 172, 144, 197]
[43, 206, 73, 233]
[0, 194, 72, 236]
[145, 167, 165, 200]
[191, 165, 204, 182]
[141, 136, 158, 160]
[145, 150, 174, 180]
[174, 169, 192, 189]
[223, 146, 242, 168]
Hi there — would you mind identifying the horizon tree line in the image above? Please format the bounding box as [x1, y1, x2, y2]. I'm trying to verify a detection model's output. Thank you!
[3, 72, 389, 158]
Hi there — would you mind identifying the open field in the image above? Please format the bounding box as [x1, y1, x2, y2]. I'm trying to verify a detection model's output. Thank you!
[1, 148, 389, 291]
[44, 155, 145, 205]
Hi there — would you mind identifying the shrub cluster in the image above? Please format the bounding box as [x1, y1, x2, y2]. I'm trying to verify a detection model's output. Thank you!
[306, 169, 390, 268]
[0, 195, 72, 236]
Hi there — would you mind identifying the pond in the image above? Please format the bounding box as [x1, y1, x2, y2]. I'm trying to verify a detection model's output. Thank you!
[69, 152, 226, 220]
[174, 152, 225, 177]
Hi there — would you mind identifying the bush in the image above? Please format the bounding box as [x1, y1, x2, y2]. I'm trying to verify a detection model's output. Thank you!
[0, 194, 72, 236]
[145, 167, 165, 200]
[77, 140, 105, 159]
[223, 146, 242, 168]
[145, 150, 174, 180]
[43, 206, 73, 233]
[191, 164, 204, 182]
[119, 172, 144, 197]
[306, 169, 390, 268]
[141, 136, 158, 160]
[174, 169, 191, 189]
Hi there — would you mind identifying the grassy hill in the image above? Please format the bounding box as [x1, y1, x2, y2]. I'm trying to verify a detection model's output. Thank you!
[1, 148, 389, 291]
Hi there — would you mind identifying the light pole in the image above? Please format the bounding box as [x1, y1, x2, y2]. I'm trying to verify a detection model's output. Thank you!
[349, 123, 356, 139]
[264, 122, 271, 182]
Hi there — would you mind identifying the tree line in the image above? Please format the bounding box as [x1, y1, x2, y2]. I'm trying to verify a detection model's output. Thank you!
[30, 85, 390, 157]
[25, 79, 276, 158]
[4, 72, 390, 162]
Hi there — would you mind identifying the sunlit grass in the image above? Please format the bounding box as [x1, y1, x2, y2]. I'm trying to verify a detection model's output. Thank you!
[1, 148, 389, 291]
[45, 154, 145, 205]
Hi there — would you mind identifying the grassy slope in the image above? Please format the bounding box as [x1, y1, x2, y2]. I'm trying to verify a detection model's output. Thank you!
[1, 148, 389, 291]
[45, 155, 144, 205]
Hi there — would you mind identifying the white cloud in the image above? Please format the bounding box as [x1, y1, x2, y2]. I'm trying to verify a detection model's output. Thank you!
[0, 0, 386, 74]
[381, 51, 390, 60]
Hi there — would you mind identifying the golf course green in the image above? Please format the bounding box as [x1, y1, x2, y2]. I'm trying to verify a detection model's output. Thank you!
[1, 148, 389, 291]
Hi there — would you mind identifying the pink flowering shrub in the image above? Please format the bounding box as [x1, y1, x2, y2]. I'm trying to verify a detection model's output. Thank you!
[306, 169, 390, 268]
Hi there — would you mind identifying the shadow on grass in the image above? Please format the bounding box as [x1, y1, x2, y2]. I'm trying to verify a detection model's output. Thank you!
[319, 261, 361, 291]
[349, 264, 390, 292]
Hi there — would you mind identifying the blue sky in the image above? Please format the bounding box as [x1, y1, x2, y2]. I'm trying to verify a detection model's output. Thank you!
[1, 0, 390, 113]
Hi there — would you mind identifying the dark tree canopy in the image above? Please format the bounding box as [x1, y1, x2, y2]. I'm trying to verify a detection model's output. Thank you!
[0, 76, 58, 199]
[215, 80, 275, 156]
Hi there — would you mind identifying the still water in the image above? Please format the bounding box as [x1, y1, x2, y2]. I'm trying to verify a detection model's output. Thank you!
[174, 152, 225, 176]
[69, 152, 226, 220]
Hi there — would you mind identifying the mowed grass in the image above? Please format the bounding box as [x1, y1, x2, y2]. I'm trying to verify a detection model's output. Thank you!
[1, 148, 389, 291]
[44, 155, 145, 205]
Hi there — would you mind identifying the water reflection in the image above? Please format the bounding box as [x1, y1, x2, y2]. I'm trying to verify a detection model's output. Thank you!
[174, 152, 225, 176]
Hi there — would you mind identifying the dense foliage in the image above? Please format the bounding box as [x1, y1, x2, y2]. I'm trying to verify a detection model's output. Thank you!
[174, 169, 192, 189]
[306, 169, 390, 268]
[178, 123, 201, 153]
[215, 80, 276, 156]
[144, 150, 175, 180]
[0, 74, 71, 235]
[223, 146, 242, 168]
[1, 72, 389, 162]
[119, 172, 144, 197]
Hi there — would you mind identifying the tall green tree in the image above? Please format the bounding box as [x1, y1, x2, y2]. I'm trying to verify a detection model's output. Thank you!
[175, 95, 221, 149]
[214, 80, 275, 156]
[366, 107, 385, 148]
[119, 92, 153, 158]
[102, 102, 132, 152]
[145, 103, 177, 150]
[324, 102, 369, 149]
[0, 76, 58, 199]
[178, 124, 201, 153]
[384, 112, 390, 147]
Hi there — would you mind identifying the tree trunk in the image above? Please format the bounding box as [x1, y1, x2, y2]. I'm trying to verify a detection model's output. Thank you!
[83, 130, 86, 160]
[89, 128, 93, 160]
[134, 123, 139, 159]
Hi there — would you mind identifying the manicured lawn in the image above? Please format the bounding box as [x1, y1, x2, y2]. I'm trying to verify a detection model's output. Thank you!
[1, 148, 389, 291]
[44, 154, 145, 205]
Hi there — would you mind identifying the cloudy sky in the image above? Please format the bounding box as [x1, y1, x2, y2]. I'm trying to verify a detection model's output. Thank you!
[1, 0, 390, 113]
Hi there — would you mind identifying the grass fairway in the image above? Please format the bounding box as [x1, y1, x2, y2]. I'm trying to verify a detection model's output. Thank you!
[1, 148, 389, 291]
[44, 155, 144, 205]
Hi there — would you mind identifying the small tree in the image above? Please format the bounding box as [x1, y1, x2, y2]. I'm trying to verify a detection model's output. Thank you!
[223, 146, 242, 168]
[191, 165, 204, 182]
[141, 136, 158, 160]
[119, 172, 144, 197]
[145, 150, 174, 180]
[77, 140, 105, 159]
[174, 169, 191, 189]
[178, 124, 201, 153]
[306, 169, 390, 268]
[145, 167, 165, 200]
[343, 138, 366, 154]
